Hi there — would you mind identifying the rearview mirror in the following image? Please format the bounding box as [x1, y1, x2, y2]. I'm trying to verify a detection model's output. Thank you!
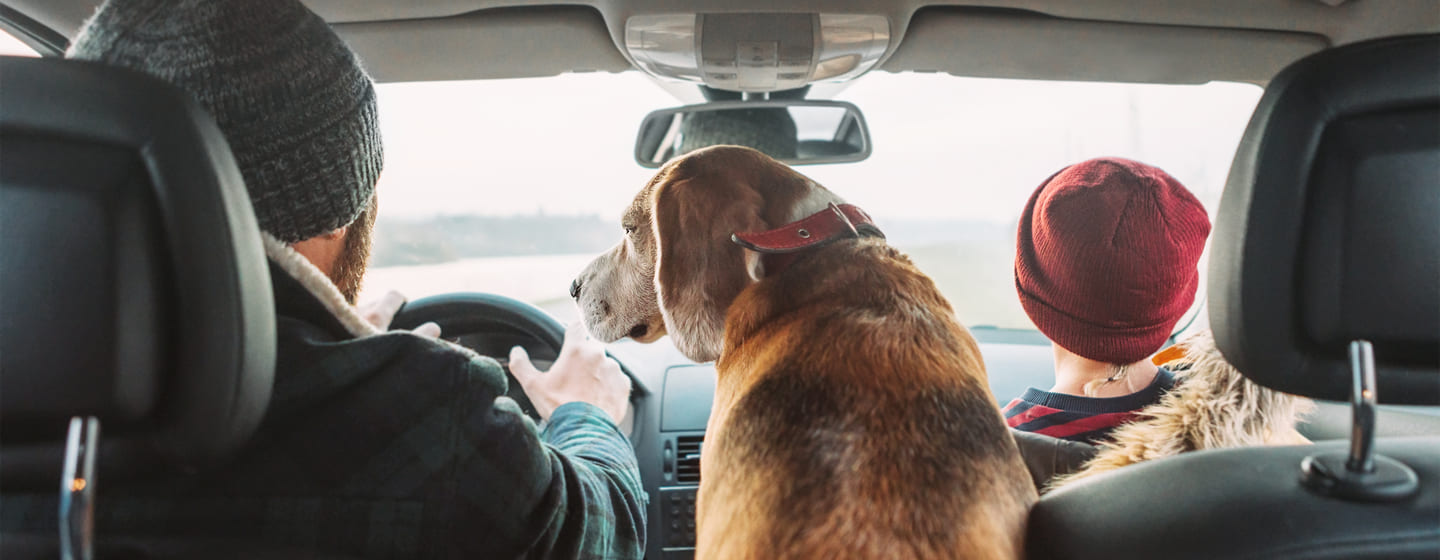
[634, 100, 871, 168]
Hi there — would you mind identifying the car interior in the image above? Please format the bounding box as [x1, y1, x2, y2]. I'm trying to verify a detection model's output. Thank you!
[1, 1, 1437, 559]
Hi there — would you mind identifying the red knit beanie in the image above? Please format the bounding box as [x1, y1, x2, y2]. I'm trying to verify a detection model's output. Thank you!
[1015, 158, 1211, 364]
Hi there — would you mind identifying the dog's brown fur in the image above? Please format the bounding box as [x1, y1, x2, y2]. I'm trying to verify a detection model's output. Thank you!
[576, 146, 1036, 559]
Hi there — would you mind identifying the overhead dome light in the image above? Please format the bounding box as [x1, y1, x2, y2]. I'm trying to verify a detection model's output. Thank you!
[625, 13, 890, 93]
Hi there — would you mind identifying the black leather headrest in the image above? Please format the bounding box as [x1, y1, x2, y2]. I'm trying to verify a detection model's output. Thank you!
[1210, 35, 1440, 405]
[0, 57, 275, 484]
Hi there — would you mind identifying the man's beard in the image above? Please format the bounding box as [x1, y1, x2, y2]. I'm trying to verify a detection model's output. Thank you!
[332, 199, 376, 305]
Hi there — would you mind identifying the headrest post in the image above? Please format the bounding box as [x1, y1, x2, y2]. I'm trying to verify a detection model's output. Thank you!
[59, 416, 98, 560]
[1346, 340, 1377, 473]
[1298, 340, 1420, 502]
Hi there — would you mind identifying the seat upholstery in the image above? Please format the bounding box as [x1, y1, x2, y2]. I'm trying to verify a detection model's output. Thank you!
[1025, 34, 1440, 560]
[1208, 34, 1440, 405]
[1010, 429, 1097, 490]
[1028, 438, 1440, 560]
[0, 55, 275, 487]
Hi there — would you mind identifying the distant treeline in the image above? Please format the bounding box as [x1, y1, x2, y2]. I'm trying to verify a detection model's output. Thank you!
[372, 214, 619, 267]
[371, 213, 1017, 268]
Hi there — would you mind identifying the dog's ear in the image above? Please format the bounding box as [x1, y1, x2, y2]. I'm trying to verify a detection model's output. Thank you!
[651, 176, 766, 362]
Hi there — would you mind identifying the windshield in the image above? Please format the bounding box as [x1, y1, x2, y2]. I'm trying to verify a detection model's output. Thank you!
[362, 72, 1262, 333]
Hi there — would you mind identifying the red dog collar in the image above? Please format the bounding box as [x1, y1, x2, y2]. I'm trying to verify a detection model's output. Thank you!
[731, 203, 885, 275]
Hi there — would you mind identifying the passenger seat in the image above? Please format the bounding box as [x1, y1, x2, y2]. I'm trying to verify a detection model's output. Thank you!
[1024, 34, 1440, 560]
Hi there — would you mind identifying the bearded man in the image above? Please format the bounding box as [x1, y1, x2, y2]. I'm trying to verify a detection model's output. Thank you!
[25, 0, 646, 557]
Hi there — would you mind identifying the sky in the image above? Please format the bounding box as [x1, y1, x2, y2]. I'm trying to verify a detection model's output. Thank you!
[372, 71, 1262, 224]
[366, 72, 1260, 330]
[0, 29, 37, 57]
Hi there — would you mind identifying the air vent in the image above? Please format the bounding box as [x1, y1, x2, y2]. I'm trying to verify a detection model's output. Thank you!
[675, 435, 703, 484]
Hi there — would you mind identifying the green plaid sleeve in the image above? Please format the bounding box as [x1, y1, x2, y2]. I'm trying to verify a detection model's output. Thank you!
[433, 352, 645, 560]
[542, 402, 647, 559]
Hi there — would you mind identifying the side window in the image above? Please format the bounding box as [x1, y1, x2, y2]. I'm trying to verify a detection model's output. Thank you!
[0, 29, 41, 57]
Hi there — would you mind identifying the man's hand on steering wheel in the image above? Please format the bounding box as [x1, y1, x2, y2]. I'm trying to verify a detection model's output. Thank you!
[509, 322, 632, 425]
[360, 290, 441, 337]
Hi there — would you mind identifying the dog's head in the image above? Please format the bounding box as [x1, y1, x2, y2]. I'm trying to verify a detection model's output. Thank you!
[573, 146, 842, 362]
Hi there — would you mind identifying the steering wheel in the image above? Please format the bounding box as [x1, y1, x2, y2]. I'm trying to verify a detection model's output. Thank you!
[390, 293, 564, 421]
[390, 293, 637, 431]
[393, 292, 567, 350]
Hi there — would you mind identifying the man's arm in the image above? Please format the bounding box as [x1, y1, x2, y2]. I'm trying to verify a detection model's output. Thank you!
[454, 323, 644, 559]
[451, 376, 645, 559]
[540, 402, 647, 558]
[351, 298, 644, 558]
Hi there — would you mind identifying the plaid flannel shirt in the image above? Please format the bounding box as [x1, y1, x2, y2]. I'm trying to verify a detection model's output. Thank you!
[1, 262, 647, 559]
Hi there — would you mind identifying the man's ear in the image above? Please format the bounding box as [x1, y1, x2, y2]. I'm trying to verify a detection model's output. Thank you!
[320, 225, 348, 240]
[652, 177, 766, 362]
[289, 224, 350, 276]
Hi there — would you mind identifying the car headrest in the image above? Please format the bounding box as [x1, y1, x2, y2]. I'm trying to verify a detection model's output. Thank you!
[0, 57, 275, 486]
[1210, 34, 1440, 405]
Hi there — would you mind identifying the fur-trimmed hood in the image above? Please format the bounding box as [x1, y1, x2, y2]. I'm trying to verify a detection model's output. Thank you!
[1049, 330, 1315, 490]
[261, 232, 380, 339]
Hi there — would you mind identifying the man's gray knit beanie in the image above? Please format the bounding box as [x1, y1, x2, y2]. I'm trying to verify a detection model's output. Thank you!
[678, 108, 798, 160]
[67, 0, 383, 243]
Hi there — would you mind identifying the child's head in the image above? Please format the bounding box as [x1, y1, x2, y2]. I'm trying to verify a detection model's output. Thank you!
[1015, 157, 1211, 364]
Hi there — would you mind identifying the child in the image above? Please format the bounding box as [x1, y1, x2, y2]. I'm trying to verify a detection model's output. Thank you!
[1003, 157, 1210, 445]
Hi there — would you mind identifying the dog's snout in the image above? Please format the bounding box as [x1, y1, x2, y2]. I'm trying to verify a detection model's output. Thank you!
[569, 277, 583, 299]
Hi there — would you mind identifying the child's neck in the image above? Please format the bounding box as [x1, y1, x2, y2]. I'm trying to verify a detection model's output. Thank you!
[1050, 346, 1159, 398]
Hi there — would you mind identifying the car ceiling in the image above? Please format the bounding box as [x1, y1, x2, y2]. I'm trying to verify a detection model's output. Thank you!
[7, 0, 1440, 94]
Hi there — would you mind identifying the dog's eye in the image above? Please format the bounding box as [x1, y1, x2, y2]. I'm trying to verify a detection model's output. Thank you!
[623, 225, 636, 235]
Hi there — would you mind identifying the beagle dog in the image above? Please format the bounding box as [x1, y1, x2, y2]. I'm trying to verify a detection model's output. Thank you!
[574, 146, 1036, 559]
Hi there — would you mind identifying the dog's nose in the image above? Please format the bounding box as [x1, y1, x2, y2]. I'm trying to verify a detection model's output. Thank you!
[569, 278, 583, 299]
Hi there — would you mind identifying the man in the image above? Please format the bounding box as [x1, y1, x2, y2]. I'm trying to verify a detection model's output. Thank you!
[61, 0, 645, 557]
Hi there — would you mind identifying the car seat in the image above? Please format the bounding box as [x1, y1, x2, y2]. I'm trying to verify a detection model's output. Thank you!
[1024, 33, 1440, 559]
[0, 55, 278, 559]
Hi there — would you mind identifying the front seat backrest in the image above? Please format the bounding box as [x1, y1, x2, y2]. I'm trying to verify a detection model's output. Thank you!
[0, 56, 275, 487]
[1025, 34, 1439, 560]
[1209, 34, 1439, 405]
